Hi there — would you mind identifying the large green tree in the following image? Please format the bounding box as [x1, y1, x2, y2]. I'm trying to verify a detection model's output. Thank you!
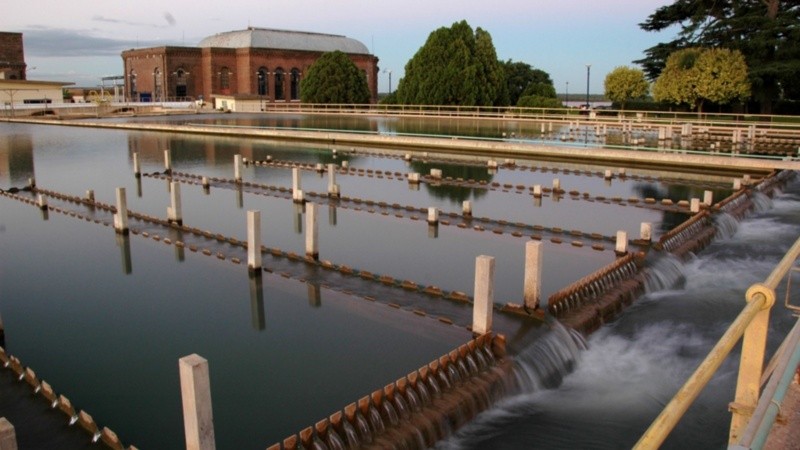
[300, 51, 370, 104]
[653, 47, 751, 111]
[604, 66, 650, 109]
[636, 0, 800, 113]
[501, 60, 555, 105]
[395, 20, 506, 106]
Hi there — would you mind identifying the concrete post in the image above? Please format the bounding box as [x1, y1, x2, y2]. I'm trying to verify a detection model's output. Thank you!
[640, 222, 653, 242]
[0, 418, 17, 450]
[604, 169, 612, 180]
[164, 149, 172, 173]
[247, 210, 262, 271]
[133, 152, 141, 178]
[615, 230, 628, 254]
[305, 202, 318, 259]
[533, 185, 542, 198]
[690, 198, 701, 213]
[472, 255, 495, 335]
[202, 177, 210, 190]
[462, 200, 472, 217]
[733, 178, 742, 190]
[114, 187, 129, 235]
[292, 168, 304, 203]
[168, 182, 183, 225]
[234, 155, 243, 183]
[523, 241, 542, 310]
[427, 207, 439, 225]
[552, 178, 561, 191]
[86, 190, 95, 202]
[327, 164, 338, 196]
[703, 190, 713, 206]
[179, 354, 216, 450]
[408, 173, 420, 184]
[36, 194, 47, 210]
[430, 169, 442, 179]
[28, 178, 35, 189]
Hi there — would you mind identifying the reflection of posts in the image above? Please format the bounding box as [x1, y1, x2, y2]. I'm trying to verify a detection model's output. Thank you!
[115, 233, 132, 275]
[328, 204, 337, 226]
[293, 203, 304, 234]
[308, 282, 321, 307]
[249, 273, 265, 330]
[170, 228, 186, 262]
[235, 185, 243, 209]
[0, 418, 17, 450]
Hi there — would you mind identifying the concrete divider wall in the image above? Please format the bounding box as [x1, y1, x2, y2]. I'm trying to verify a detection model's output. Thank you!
[267, 333, 513, 450]
[0, 345, 135, 450]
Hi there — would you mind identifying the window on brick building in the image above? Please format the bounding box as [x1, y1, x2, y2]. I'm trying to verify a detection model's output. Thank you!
[290, 68, 301, 100]
[275, 68, 285, 100]
[219, 67, 232, 93]
[257, 67, 268, 96]
[175, 68, 188, 99]
[129, 70, 137, 100]
[154, 68, 163, 101]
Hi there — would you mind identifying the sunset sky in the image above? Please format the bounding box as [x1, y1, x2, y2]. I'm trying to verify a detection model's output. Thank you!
[4, 0, 678, 93]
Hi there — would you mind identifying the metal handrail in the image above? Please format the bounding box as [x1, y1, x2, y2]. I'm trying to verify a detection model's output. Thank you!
[634, 235, 800, 449]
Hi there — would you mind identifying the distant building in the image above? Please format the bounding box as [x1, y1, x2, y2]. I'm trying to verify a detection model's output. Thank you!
[0, 32, 27, 80]
[121, 27, 379, 104]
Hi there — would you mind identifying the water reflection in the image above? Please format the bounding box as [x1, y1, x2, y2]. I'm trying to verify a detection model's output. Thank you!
[0, 134, 34, 188]
[248, 273, 265, 330]
[115, 234, 133, 274]
[308, 281, 321, 307]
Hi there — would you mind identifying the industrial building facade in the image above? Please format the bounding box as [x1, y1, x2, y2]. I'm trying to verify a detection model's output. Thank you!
[121, 27, 379, 104]
[0, 32, 27, 80]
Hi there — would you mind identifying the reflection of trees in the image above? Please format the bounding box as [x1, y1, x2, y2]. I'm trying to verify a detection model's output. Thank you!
[634, 181, 733, 232]
[410, 161, 493, 203]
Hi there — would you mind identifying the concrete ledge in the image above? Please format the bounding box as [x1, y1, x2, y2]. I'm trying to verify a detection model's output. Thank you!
[5, 118, 798, 174]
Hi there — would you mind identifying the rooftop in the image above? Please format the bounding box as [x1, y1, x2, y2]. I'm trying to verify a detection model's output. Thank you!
[197, 27, 371, 55]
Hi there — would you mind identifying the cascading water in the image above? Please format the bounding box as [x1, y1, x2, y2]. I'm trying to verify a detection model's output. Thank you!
[437, 175, 800, 450]
[642, 252, 687, 293]
[749, 190, 774, 213]
[511, 321, 587, 393]
[712, 212, 739, 240]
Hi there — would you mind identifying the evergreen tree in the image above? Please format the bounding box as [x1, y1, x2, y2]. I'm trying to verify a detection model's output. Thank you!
[300, 51, 370, 104]
[501, 61, 555, 106]
[395, 21, 506, 106]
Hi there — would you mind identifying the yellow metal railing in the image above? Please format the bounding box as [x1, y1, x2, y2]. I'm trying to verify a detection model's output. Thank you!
[634, 235, 800, 449]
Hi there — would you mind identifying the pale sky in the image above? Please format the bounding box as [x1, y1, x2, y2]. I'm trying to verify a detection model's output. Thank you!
[3, 0, 678, 94]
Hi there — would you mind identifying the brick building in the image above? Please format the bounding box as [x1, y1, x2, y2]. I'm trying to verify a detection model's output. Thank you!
[0, 32, 27, 80]
[121, 27, 379, 104]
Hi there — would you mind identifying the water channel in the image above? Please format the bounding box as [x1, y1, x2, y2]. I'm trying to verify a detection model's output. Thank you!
[0, 114, 796, 449]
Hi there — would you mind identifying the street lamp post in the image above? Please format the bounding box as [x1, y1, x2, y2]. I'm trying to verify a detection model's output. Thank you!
[566, 81, 569, 108]
[383, 69, 392, 94]
[585, 64, 591, 109]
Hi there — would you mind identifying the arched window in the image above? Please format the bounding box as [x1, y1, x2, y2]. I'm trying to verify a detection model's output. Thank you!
[129, 70, 137, 100]
[219, 67, 231, 92]
[274, 68, 285, 100]
[257, 67, 268, 96]
[154, 68, 162, 101]
[290, 68, 301, 100]
[175, 68, 188, 99]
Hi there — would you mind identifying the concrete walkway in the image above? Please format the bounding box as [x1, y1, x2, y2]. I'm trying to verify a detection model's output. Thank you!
[4, 117, 800, 174]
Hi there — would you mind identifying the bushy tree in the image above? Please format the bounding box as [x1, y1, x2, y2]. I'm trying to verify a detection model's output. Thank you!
[636, 0, 800, 113]
[300, 51, 370, 104]
[395, 20, 506, 106]
[653, 47, 751, 111]
[516, 95, 562, 109]
[652, 48, 703, 109]
[501, 61, 555, 106]
[694, 48, 751, 106]
[604, 66, 650, 109]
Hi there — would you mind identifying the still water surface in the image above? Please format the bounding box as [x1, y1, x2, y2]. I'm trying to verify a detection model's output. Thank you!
[0, 117, 782, 449]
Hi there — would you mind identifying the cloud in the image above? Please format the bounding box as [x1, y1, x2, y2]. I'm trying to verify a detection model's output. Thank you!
[22, 27, 179, 57]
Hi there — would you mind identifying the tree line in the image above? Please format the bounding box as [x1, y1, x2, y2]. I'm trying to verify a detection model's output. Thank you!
[301, 2, 799, 114]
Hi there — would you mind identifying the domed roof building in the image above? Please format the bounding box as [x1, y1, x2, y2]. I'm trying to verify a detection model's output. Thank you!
[121, 27, 379, 106]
